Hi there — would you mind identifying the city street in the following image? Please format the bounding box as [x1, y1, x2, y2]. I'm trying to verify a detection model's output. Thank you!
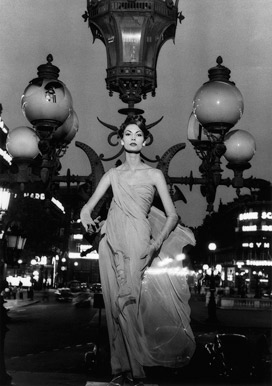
[5, 291, 107, 373]
[2, 290, 271, 385]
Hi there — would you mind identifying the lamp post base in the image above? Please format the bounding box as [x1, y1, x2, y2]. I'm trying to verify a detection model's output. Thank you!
[0, 297, 12, 386]
[207, 289, 217, 322]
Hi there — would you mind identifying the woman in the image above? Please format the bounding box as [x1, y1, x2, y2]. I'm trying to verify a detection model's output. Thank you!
[80, 115, 196, 386]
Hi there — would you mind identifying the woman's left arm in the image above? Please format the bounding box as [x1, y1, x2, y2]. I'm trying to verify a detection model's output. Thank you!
[151, 169, 179, 249]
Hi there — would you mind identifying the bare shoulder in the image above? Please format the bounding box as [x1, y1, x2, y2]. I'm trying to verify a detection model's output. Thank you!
[146, 167, 165, 180]
[145, 168, 166, 186]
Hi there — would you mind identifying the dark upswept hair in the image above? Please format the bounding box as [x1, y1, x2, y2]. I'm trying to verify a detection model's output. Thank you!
[118, 115, 149, 140]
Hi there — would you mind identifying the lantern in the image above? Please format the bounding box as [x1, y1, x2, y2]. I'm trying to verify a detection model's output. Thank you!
[85, 0, 179, 107]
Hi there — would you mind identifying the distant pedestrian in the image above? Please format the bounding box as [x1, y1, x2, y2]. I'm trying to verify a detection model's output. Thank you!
[19, 287, 24, 299]
[29, 287, 34, 301]
[4, 287, 11, 299]
[12, 286, 17, 299]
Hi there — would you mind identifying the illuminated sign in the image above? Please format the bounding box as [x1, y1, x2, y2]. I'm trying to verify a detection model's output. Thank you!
[242, 225, 257, 231]
[23, 193, 45, 200]
[262, 212, 272, 220]
[19, 193, 65, 213]
[239, 212, 258, 221]
[239, 211, 272, 221]
[242, 225, 272, 232]
[242, 242, 270, 248]
[262, 225, 272, 231]
[246, 260, 272, 266]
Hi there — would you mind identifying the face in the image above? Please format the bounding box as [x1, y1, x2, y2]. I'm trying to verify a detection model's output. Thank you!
[121, 124, 146, 152]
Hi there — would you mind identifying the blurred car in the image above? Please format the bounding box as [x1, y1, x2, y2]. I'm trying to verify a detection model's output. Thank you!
[55, 288, 73, 302]
[74, 292, 92, 308]
[69, 280, 81, 292]
[90, 283, 102, 293]
[80, 282, 88, 291]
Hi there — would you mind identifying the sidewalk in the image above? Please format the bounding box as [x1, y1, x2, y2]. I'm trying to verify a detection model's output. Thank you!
[4, 289, 49, 310]
[3, 293, 272, 386]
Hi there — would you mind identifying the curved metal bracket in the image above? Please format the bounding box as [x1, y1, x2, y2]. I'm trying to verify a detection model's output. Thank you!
[75, 141, 105, 193]
[100, 147, 125, 162]
[156, 143, 186, 181]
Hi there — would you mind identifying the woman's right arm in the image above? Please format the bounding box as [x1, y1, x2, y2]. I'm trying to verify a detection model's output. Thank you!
[80, 170, 111, 231]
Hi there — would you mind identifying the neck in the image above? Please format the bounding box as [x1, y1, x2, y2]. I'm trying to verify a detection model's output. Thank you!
[123, 152, 143, 170]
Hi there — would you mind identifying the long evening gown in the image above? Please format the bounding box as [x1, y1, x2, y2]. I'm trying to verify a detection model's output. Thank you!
[98, 168, 196, 379]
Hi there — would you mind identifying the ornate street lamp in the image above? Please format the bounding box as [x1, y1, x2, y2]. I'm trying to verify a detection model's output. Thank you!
[185, 57, 260, 212]
[83, 0, 183, 112]
[1, 55, 78, 189]
[193, 56, 244, 136]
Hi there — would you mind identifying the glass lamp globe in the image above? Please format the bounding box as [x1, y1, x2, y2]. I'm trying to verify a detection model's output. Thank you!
[187, 112, 209, 144]
[193, 81, 244, 132]
[53, 110, 79, 144]
[6, 126, 40, 159]
[224, 129, 256, 164]
[21, 78, 73, 130]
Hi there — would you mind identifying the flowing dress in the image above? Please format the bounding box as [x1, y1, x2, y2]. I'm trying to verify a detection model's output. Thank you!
[98, 168, 196, 378]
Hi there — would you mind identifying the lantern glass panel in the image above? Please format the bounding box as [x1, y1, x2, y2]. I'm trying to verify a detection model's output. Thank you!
[117, 15, 144, 63]
[7, 235, 17, 248]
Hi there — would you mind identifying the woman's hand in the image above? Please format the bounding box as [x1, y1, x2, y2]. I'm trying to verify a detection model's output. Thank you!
[80, 205, 103, 234]
[80, 205, 92, 232]
[140, 240, 161, 279]
[86, 216, 103, 235]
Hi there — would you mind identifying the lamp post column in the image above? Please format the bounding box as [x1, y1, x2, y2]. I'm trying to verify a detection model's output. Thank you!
[0, 189, 12, 385]
[207, 243, 217, 322]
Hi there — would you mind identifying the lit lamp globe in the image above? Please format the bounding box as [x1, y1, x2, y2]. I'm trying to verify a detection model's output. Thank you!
[187, 112, 209, 145]
[21, 54, 73, 132]
[53, 110, 79, 145]
[224, 129, 256, 165]
[6, 126, 40, 160]
[192, 57, 244, 134]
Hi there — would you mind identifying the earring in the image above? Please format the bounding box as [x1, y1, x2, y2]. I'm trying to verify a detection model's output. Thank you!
[143, 142, 146, 146]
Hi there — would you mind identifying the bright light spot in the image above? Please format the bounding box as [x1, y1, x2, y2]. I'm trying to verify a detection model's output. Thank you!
[6, 275, 32, 287]
[51, 197, 65, 213]
[208, 242, 217, 251]
[68, 251, 99, 260]
[147, 266, 189, 277]
[158, 257, 173, 267]
[73, 234, 83, 240]
[176, 253, 185, 261]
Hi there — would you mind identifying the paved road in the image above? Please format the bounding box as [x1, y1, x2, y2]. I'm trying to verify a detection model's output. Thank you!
[2, 291, 272, 386]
